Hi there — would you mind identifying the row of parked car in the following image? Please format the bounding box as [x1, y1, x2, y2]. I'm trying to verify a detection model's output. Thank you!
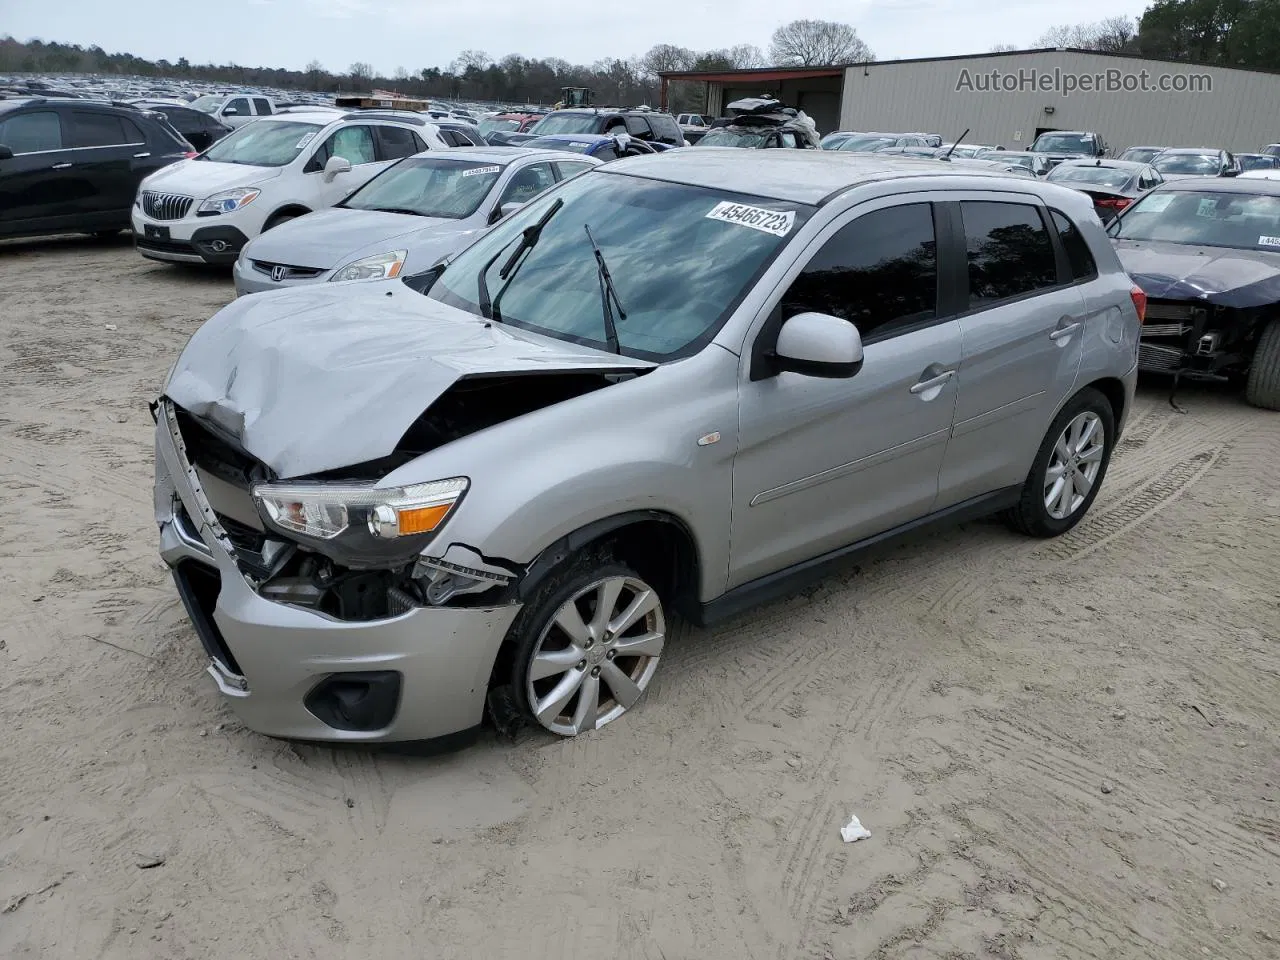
[123, 93, 1280, 748]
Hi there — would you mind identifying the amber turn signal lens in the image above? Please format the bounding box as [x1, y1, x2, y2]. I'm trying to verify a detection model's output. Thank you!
[394, 502, 453, 535]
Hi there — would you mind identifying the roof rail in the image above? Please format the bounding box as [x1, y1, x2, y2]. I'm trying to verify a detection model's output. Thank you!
[341, 110, 427, 126]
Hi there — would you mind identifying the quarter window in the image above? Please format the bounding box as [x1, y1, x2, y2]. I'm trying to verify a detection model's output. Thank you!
[554, 160, 594, 181]
[624, 115, 652, 138]
[0, 111, 63, 152]
[1050, 209, 1098, 281]
[960, 201, 1058, 307]
[780, 203, 938, 340]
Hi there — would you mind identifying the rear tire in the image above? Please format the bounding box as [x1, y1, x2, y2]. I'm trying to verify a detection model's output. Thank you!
[1003, 388, 1115, 538]
[1245, 319, 1280, 410]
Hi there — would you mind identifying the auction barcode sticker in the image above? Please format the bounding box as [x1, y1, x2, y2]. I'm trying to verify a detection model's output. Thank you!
[462, 165, 501, 177]
[1259, 235, 1280, 247]
[706, 201, 795, 237]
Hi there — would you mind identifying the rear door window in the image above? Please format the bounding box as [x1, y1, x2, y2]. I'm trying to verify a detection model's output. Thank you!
[648, 114, 683, 144]
[780, 202, 939, 341]
[375, 124, 421, 160]
[326, 125, 377, 165]
[253, 98, 272, 115]
[780, 132, 798, 149]
[0, 110, 64, 152]
[624, 115, 652, 138]
[69, 111, 132, 147]
[960, 201, 1059, 308]
[497, 161, 557, 207]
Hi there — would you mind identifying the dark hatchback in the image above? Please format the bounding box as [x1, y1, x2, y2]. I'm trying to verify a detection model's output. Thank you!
[1109, 178, 1280, 407]
[0, 97, 193, 241]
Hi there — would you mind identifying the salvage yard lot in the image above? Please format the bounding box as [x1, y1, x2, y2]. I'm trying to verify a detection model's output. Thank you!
[1, 235, 1277, 960]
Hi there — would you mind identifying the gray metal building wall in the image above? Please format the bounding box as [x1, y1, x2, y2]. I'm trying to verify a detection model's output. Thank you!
[839, 50, 1280, 153]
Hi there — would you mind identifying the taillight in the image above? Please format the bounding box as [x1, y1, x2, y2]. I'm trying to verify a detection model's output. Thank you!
[1130, 284, 1147, 323]
[1096, 198, 1132, 209]
[183, 151, 198, 159]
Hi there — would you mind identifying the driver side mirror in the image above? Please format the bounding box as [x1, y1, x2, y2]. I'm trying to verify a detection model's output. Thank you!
[322, 155, 352, 182]
[774, 312, 863, 378]
[491, 200, 524, 223]
[0, 144, 12, 161]
[222, 107, 239, 116]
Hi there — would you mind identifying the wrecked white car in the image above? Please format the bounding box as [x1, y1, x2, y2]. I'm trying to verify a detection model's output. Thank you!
[154, 151, 1139, 744]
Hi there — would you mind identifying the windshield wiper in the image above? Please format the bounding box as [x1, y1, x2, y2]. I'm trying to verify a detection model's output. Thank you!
[368, 206, 424, 216]
[583, 223, 625, 355]
[478, 197, 563, 321]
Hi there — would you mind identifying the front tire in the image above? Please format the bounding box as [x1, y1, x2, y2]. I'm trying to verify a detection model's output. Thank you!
[1245, 319, 1280, 410]
[509, 558, 666, 737]
[1004, 388, 1115, 537]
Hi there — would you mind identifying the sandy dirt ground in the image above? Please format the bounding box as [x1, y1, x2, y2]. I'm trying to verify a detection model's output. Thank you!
[1, 234, 1277, 960]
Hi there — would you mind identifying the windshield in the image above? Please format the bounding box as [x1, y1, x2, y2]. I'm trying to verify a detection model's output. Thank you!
[838, 136, 897, 152]
[1153, 153, 1221, 175]
[429, 172, 809, 359]
[529, 113, 601, 136]
[1110, 189, 1280, 249]
[201, 121, 322, 166]
[479, 117, 519, 135]
[698, 128, 770, 148]
[188, 94, 222, 114]
[1048, 166, 1134, 189]
[1032, 133, 1096, 154]
[340, 157, 503, 218]
[987, 152, 1032, 169]
[1120, 147, 1161, 163]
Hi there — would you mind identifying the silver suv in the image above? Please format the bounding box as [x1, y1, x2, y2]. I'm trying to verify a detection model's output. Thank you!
[154, 151, 1142, 744]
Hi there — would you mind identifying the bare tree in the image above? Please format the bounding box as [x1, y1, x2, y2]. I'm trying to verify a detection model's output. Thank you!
[989, 43, 1018, 53]
[1037, 18, 1136, 52]
[1093, 15, 1137, 52]
[347, 61, 373, 85]
[449, 49, 490, 74]
[769, 19, 873, 67]
[640, 43, 696, 80]
[728, 43, 767, 69]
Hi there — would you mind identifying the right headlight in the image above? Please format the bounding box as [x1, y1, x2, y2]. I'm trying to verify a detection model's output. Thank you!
[329, 249, 408, 283]
[252, 477, 468, 568]
[198, 187, 261, 215]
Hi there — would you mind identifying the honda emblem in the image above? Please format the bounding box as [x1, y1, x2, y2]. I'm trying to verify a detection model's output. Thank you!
[271, 265, 286, 282]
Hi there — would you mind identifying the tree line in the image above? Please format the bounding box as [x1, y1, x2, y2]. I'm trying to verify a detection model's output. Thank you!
[4, 3, 1278, 112]
[0, 21, 870, 111]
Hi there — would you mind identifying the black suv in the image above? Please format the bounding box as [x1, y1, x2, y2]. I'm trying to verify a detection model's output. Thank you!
[525, 108, 685, 147]
[132, 101, 232, 152]
[0, 97, 193, 241]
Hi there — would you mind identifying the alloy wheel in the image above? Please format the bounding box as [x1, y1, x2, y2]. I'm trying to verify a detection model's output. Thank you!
[1044, 411, 1106, 520]
[525, 575, 665, 736]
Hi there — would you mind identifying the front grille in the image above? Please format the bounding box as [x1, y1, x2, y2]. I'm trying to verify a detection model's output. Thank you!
[1141, 322, 1191, 338]
[142, 191, 194, 221]
[1139, 342, 1185, 371]
[250, 260, 325, 280]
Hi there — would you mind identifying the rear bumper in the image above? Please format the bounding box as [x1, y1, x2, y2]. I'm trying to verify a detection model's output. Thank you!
[153, 401, 519, 743]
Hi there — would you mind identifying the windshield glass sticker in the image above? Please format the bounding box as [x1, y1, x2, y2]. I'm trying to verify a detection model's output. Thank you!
[463, 165, 501, 177]
[706, 201, 795, 237]
[294, 133, 316, 149]
[1196, 197, 1218, 218]
[1259, 235, 1280, 247]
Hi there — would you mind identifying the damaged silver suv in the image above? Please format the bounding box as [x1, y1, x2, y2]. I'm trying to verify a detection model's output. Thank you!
[154, 150, 1143, 744]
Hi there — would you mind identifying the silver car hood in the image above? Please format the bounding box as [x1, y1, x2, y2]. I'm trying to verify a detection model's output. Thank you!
[164, 283, 654, 478]
[243, 208, 462, 269]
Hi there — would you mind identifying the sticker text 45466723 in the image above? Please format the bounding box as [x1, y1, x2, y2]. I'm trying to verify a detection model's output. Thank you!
[705, 201, 796, 238]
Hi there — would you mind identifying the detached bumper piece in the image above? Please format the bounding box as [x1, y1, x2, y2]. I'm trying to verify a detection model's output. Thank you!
[136, 225, 249, 266]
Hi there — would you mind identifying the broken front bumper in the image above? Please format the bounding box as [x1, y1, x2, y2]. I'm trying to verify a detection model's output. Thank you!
[153, 401, 519, 743]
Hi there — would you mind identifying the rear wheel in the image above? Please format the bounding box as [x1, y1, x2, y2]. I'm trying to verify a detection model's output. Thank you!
[1245, 319, 1280, 410]
[509, 559, 665, 737]
[1003, 388, 1115, 537]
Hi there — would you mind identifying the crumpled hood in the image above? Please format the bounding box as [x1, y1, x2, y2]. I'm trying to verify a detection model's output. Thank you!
[241, 207, 464, 270]
[141, 159, 281, 197]
[1114, 238, 1280, 307]
[164, 284, 654, 478]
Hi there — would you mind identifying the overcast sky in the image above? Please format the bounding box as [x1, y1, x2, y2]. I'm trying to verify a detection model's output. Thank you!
[6, 0, 1155, 74]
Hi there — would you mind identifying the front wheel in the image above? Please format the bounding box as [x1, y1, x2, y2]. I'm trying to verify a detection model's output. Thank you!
[1245, 319, 1280, 410]
[1003, 388, 1115, 537]
[509, 560, 666, 737]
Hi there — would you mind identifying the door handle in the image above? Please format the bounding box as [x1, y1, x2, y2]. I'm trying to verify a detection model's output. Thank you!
[133, 151, 151, 159]
[909, 369, 955, 395]
[1050, 321, 1082, 341]
[50, 161, 73, 170]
